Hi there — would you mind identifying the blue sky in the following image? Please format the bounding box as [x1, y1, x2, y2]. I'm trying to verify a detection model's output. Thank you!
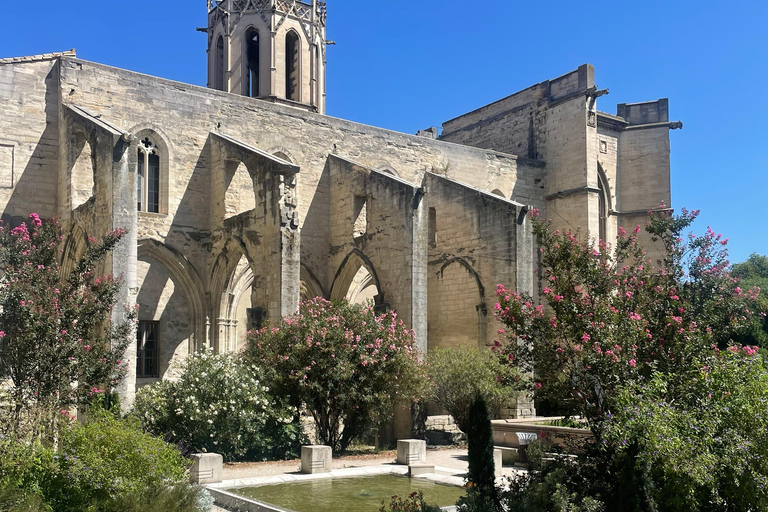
[1, 0, 766, 263]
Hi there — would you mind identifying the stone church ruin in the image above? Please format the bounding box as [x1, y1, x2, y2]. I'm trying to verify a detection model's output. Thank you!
[0, 0, 680, 419]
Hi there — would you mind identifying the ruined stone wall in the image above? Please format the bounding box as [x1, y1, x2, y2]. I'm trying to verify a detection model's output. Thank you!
[327, 156, 421, 332]
[57, 57, 531, 299]
[0, 59, 61, 221]
[136, 255, 192, 386]
[425, 174, 520, 349]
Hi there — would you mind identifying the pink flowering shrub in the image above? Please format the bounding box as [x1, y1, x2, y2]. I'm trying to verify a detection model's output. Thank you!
[495, 207, 762, 424]
[245, 298, 424, 452]
[731, 253, 768, 347]
[0, 215, 133, 439]
[496, 207, 768, 511]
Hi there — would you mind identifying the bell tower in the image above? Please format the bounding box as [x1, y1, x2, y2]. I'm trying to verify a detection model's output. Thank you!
[206, 0, 327, 114]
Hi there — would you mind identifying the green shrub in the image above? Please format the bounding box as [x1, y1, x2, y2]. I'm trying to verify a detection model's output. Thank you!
[245, 298, 424, 453]
[132, 349, 304, 461]
[0, 412, 208, 512]
[426, 345, 525, 433]
[379, 491, 441, 512]
[0, 435, 52, 512]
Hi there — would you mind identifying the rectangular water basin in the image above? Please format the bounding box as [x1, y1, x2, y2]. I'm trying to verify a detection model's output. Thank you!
[228, 474, 466, 512]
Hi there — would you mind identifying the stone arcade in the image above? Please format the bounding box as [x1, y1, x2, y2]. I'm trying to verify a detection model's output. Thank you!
[0, 0, 680, 423]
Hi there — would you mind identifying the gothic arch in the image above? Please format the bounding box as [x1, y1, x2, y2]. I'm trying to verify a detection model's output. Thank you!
[428, 256, 489, 348]
[596, 163, 612, 212]
[60, 222, 89, 278]
[137, 238, 207, 353]
[330, 249, 382, 304]
[491, 189, 506, 198]
[210, 238, 259, 352]
[437, 257, 485, 303]
[300, 264, 326, 301]
[268, 147, 297, 165]
[374, 161, 400, 177]
[597, 163, 612, 244]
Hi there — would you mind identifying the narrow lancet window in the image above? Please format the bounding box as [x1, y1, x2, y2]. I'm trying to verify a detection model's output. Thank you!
[215, 36, 225, 91]
[246, 28, 260, 97]
[137, 137, 161, 214]
[285, 31, 300, 101]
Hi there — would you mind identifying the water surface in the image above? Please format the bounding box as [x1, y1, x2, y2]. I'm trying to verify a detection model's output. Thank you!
[233, 474, 466, 512]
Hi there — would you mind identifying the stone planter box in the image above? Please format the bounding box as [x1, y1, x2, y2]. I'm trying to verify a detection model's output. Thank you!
[491, 417, 593, 454]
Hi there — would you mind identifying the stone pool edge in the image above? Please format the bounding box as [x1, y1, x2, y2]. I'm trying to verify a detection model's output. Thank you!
[206, 464, 463, 512]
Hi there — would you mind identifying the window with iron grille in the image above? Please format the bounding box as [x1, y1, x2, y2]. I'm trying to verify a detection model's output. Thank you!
[136, 320, 159, 378]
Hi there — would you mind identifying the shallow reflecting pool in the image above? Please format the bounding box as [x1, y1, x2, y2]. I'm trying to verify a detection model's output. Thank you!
[232, 475, 466, 512]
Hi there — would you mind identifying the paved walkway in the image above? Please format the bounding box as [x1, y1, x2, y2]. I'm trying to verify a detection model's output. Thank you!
[207, 447, 525, 511]
[218, 446, 521, 481]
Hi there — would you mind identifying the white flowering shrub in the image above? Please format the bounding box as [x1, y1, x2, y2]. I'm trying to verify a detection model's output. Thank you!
[132, 349, 304, 461]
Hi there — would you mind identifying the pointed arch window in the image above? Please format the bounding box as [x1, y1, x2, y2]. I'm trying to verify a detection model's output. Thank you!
[215, 35, 225, 91]
[245, 28, 260, 97]
[597, 166, 611, 246]
[285, 31, 300, 101]
[137, 137, 161, 213]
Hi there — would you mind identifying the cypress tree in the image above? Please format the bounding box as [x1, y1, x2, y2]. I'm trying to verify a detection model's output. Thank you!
[466, 394, 497, 506]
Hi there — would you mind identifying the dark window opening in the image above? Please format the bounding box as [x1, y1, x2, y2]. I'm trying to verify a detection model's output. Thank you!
[246, 29, 260, 97]
[247, 307, 268, 330]
[215, 35, 225, 91]
[285, 31, 300, 101]
[147, 153, 160, 213]
[428, 207, 437, 247]
[136, 320, 159, 378]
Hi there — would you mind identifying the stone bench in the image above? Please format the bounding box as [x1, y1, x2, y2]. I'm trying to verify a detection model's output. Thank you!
[495, 445, 519, 465]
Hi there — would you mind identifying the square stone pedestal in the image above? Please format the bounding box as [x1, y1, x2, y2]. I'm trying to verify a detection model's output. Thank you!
[397, 439, 426, 465]
[190, 453, 223, 484]
[494, 448, 503, 476]
[301, 445, 332, 474]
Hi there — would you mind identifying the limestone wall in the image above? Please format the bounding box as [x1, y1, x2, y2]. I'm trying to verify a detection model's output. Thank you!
[0, 59, 61, 221]
[425, 174, 521, 349]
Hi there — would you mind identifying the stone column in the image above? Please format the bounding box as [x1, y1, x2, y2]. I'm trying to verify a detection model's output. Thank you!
[111, 134, 138, 412]
[410, 186, 428, 355]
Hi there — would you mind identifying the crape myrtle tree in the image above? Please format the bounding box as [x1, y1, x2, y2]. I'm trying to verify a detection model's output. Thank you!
[495, 205, 761, 427]
[494, 206, 768, 511]
[245, 297, 424, 453]
[731, 253, 768, 347]
[0, 214, 132, 438]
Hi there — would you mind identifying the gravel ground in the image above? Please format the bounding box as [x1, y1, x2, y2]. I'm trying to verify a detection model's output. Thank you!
[219, 445, 521, 480]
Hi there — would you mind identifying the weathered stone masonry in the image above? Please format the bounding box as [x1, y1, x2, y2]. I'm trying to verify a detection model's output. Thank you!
[0, 4, 680, 423]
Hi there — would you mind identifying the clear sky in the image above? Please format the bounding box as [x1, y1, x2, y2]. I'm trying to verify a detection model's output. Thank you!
[1, 0, 766, 263]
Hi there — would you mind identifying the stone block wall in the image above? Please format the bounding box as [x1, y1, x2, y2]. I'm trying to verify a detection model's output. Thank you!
[425, 174, 522, 349]
[0, 59, 61, 221]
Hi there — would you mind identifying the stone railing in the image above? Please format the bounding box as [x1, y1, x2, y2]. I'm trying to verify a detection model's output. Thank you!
[491, 417, 593, 454]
